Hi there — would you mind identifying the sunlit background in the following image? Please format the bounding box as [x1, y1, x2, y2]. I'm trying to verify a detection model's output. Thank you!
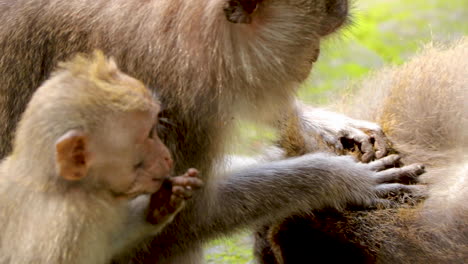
[205, 0, 468, 263]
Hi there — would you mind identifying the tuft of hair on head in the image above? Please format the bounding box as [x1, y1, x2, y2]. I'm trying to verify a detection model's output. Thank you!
[57, 50, 157, 113]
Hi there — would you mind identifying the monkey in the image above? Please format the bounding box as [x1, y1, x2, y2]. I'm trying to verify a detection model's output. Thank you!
[0, 51, 204, 264]
[254, 38, 468, 263]
[0, 0, 427, 263]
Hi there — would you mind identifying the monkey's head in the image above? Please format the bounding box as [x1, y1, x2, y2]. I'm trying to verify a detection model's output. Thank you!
[224, 0, 349, 66]
[13, 51, 173, 199]
[221, 0, 350, 86]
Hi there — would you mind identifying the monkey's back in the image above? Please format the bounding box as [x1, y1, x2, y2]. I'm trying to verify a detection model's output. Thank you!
[343, 38, 468, 167]
[265, 38, 468, 263]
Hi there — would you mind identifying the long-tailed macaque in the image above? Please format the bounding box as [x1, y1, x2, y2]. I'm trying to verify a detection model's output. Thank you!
[0, 52, 203, 263]
[255, 39, 468, 263]
[0, 0, 426, 263]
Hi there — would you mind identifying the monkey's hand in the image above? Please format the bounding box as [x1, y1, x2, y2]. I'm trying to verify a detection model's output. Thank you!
[146, 169, 203, 225]
[210, 153, 426, 233]
[358, 154, 427, 207]
[300, 107, 390, 162]
[313, 154, 427, 209]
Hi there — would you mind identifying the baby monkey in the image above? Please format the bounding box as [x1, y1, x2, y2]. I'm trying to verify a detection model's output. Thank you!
[0, 51, 203, 264]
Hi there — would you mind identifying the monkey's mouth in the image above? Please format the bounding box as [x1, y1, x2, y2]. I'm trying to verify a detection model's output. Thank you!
[113, 176, 166, 200]
[111, 190, 138, 200]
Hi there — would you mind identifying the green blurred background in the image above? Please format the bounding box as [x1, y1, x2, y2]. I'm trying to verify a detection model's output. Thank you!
[205, 0, 468, 263]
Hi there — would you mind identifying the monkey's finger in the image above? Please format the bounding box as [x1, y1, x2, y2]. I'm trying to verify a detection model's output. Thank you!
[189, 177, 204, 188]
[368, 154, 401, 172]
[186, 168, 199, 178]
[172, 186, 192, 196]
[371, 130, 389, 159]
[172, 186, 194, 199]
[375, 184, 428, 199]
[375, 163, 425, 184]
[169, 195, 186, 210]
[322, 133, 344, 152]
[351, 133, 375, 163]
[334, 140, 344, 152]
[171, 176, 204, 189]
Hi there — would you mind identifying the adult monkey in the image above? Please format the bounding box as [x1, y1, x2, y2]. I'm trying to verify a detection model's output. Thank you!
[0, 0, 424, 263]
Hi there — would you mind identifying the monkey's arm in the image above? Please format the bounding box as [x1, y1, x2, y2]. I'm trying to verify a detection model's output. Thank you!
[195, 153, 425, 239]
[277, 101, 390, 162]
[128, 154, 424, 261]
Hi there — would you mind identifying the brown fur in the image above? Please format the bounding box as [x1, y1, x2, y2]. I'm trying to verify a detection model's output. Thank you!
[0, 1, 356, 263]
[258, 39, 468, 263]
[0, 1, 427, 263]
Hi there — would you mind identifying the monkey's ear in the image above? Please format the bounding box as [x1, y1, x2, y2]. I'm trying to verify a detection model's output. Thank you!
[55, 130, 90, 181]
[223, 0, 259, 24]
[319, 0, 349, 36]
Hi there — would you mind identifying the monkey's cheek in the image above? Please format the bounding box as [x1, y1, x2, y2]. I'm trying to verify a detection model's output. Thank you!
[143, 177, 166, 194]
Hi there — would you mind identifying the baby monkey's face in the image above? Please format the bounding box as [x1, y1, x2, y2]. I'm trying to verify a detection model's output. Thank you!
[89, 105, 173, 199]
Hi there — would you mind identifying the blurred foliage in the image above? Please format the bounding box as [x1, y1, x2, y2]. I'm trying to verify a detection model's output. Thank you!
[299, 0, 468, 104]
[205, 233, 255, 264]
[206, 0, 468, 263]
